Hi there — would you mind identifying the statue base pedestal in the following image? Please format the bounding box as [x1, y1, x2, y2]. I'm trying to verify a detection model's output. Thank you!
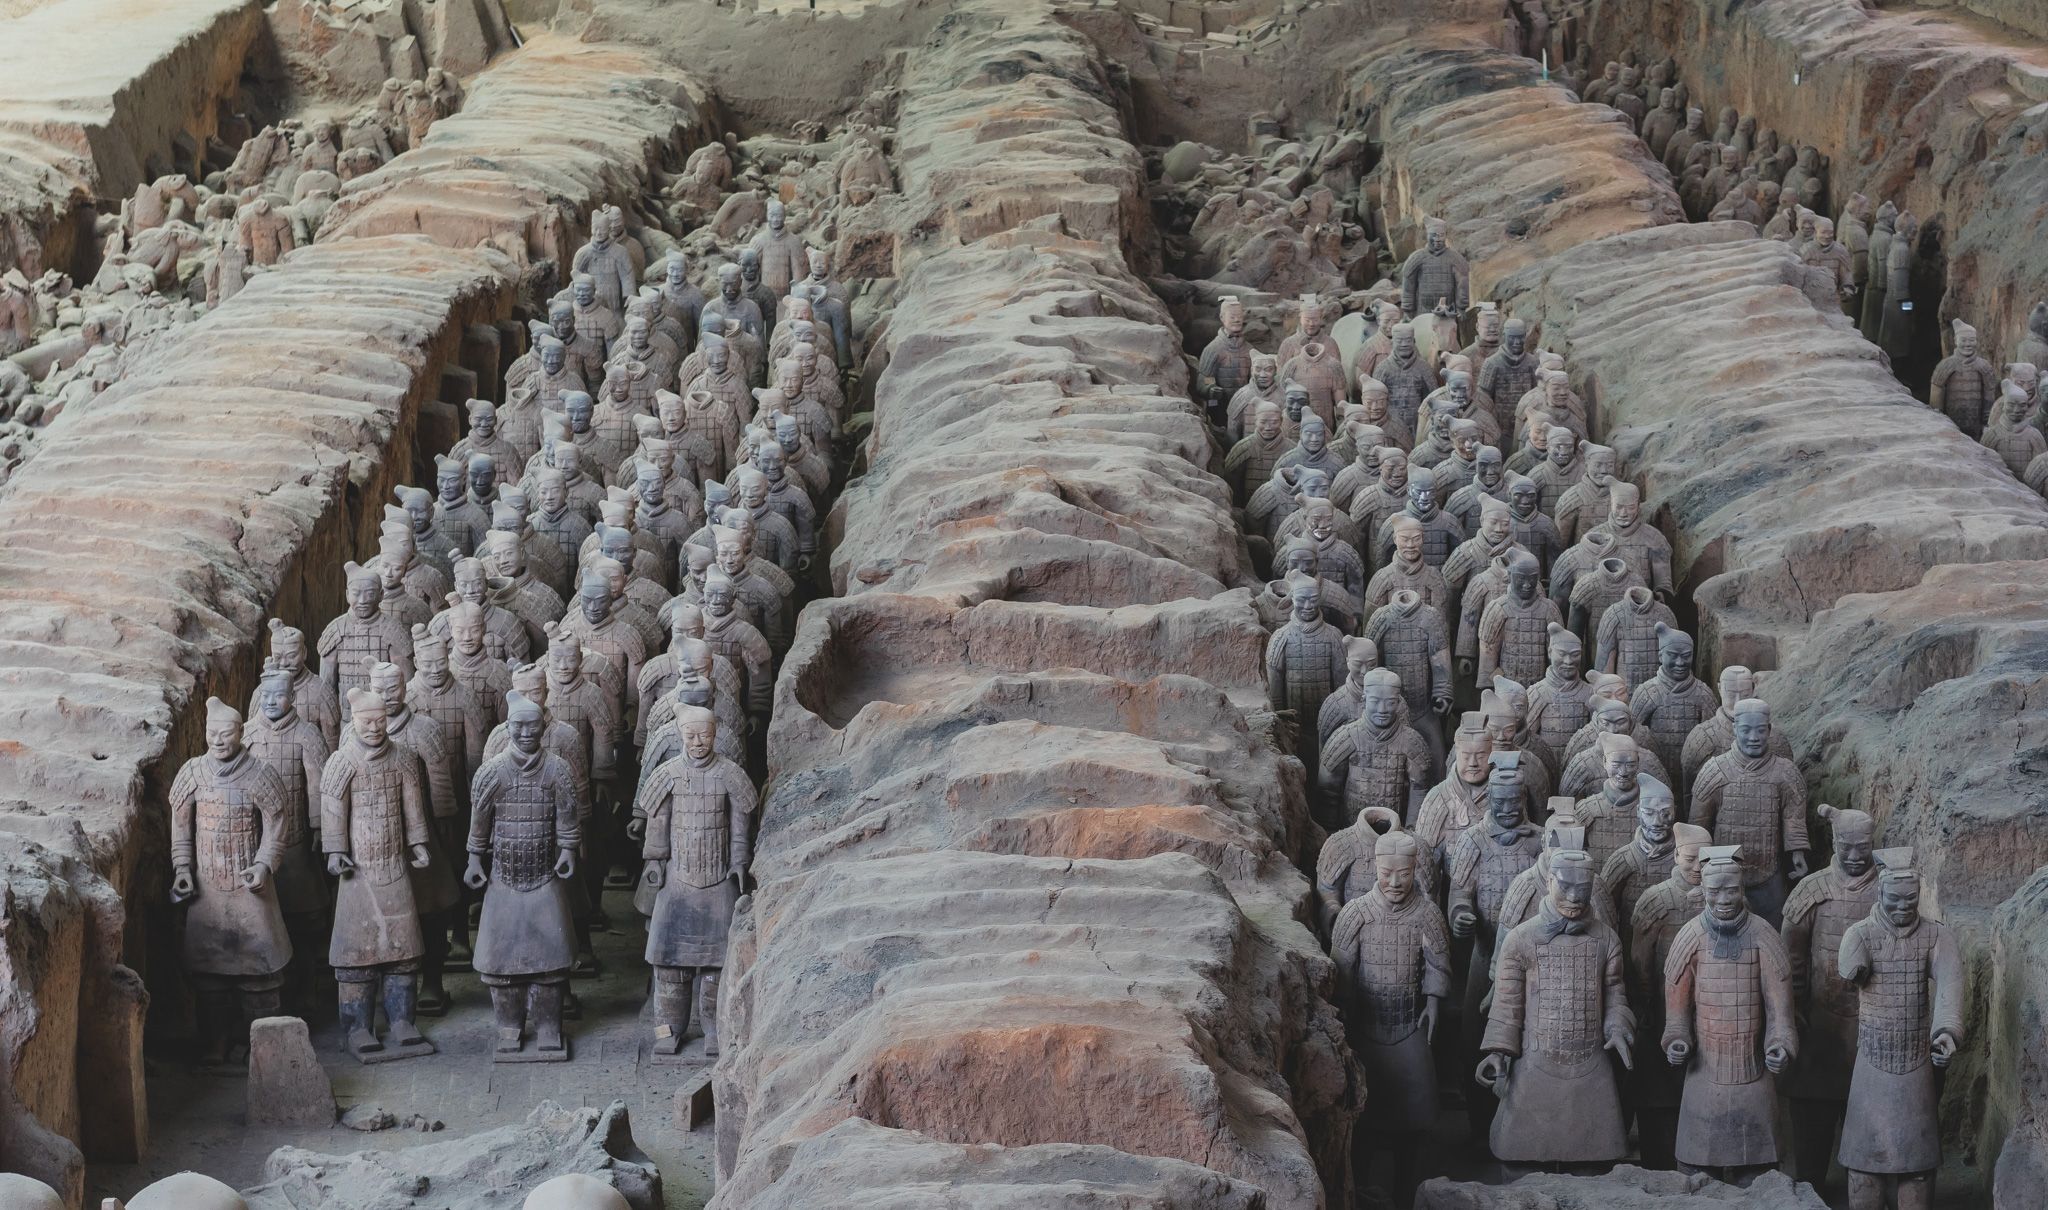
[492, 1039, 572, 1064]
[349, 1038, 438, 1065]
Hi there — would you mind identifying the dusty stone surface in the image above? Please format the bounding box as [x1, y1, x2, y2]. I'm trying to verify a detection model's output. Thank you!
[247, 1018, 335, 1127]
[244, 1100, 662, 1210]
[1346, 34, 1683, 301]
[0, 0, 266, 276]
[1582, 0, 2048, 373]
[321, 35, 716, 271]
[1415, 1165, 1827, 1209]
[1988, 868, 2048, 1207]
[714, 5, 1356, 1210]
[1497, 223, 2048, 672]
[745, 1117, 1269, 1210]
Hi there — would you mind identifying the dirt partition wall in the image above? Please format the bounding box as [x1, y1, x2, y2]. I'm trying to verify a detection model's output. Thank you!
[710, 4, 1357, 1209]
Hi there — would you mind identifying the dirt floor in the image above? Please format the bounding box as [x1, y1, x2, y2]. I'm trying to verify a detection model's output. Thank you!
[86, 883, 716, 1209]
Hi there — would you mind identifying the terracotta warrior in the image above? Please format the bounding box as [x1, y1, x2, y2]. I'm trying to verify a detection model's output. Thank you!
[2018, 299, 2048, 371]
[1225, 399, 1296, 507]
[1448, 753, 1543, 1135]
[1983, 381, 2045, 478]
[1572, 732, 1648, 868]
[322, 687, 434, 1059]
[1284, 338, 1347, 431]
[319, 561, 413, 723]
[1568, 556, 1645, 653]
[1368, 513, 1451, 622]
[1268, 573, 1350, 790]
[1478, 318, 1540, 437]
[1316, 636, 1385, 746]
[638, 705, 756, 1056]
[465, 689, 580, 1060]
[1445, 443, 1508, 538]
[1505, 471, 1563, 578]
[1364, 588, 1454, 770]
[1625, 820, 1710, 1168]
[1679, 664, 1793, 795]
[1198, 296, 1254, 418]
[1629, 623, 1717, 810]
[1595, 584, 1677, 695]
[1477, 550, 1561, 691]
[368, 660, 465, 1014]
[1596, 772, 1676, 951]
[256, 618, 340, 750]
[1691, 698, 1809, 925]
[1663, 846, 1797, 1184]
[1412, 710, 1492, 893]
[1227, 352, 1283, 445]
[1442, 491, 1519, 606]
[1559, 690, 1674, 799]
[1551, 442, 1614, 548]
[1836, 848, 1962, 1210]
[245, 660, 333, 1006]
[1378, 323, 1439, 436]
[1521, 623, 1591, 777]
[171, 698, 294, 1064]
[1931, 318, 1997, 439]
[749, 200, 808, 296]
[1374, 465, 1467, 570]
[1349, 446, 1411, 569]
[1356, 301, 1401, 383]
[1401, 217, 1471, 318]
[1481, 846, 1633, 1175]
[572, 208, 637, 315]
[1320, 667, 1433, 827]
[1877, 212, 1919, 365]
[1332, 829, 1451, 1200]
[1781, 805, 1880, 1192]
[1316, 804, 1403, 932]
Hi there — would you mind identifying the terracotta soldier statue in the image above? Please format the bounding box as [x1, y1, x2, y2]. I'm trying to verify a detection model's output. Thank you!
[465, 689, 579, 1060]
[1664, 846, 1797, 1184]
[369, 660, 465, 1014]
[1597, 773, 1676, 947]
[1285, 340, 1348, 431]
[1442, 492, 1520, 608]
[1349, 446, 1410, 570]
[1629, 623, 1717, 811]
[701, 568, 774, 722]
[1268, 573, 1350, 792]
[1983, 382, 2045, 478]
[1364, 588, 1454, 770]
[1317, 636, 1389, 748]
[1378, 323, 1439, 436]
[245, 661, 332, 1007]
[638, 705, 756, 1056]
[1316, 805, 1404, 933]
[1679, 664, 1793, 797]
[1595, 584, 1677, 694]
[1930, 318, 1996, 439]
[1477, 550, 1560, 690]
[1226, 352, 1283, 444]
[322, 687, 435, 1059]
[1225, 399, 1296, 507]
[1320, 668, 1433, 827]
[573, 209, 637, 315]
[1559, 690, 1673, 798]
[1413, 711, 1492, 890]
[748, 200, 808, 296]
[1373, 466, 1467, 571]
[1523, 623, 1592, 770]
[1401, 217, 1470, 318]
[256, 618, 340, 750]
[171, 698, 294, 1064]
[1573, 733, 1644, 867]
[1587, 482, 1673, 598]
[1332, 829, 1451, 1202]
[1569, 557, 1646, 652]
[1781, 805, 1880, 1192]
[1877, 212, 1918, 365]
[1444, 444, 1508, 538]
[1552, 443, 1615, 548]
[1481, 847, 1634, 1175]
[1368, 513, 1452, 622]
[1836, 848, 1962, 1210]
[1447, 753, 1543, 1137]
[1690, 698, 1810, 925]
[1478, 318, 1541, 437]
[1505, 471, 1563, 577]
[1198, 296, 1254, 418]
[319, 561, 413, 723]
[1627, 821, 1711, 1168]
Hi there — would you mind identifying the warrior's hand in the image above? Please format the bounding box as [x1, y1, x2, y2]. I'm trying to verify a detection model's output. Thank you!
[1932, 1030, 1959, 1068]
[409, 843, 431, 870]
[1476, 1052, 1512, 1089]
[464, 855, 488, 890]
[1764, 1042, 1791, 1074]
[328, 853, 356, 878]
[172, 866, 196, 899]
[1606, 1027, 1635, 1070]
[643, 859, 665, 889]
[1420, 995, 1441, 1043]
[1433, 695, 1454, 716]
[625, 815, 647, 841]
[555, 847, 577, 880]
[1448, 903, 1477, 938]
[239, 862, 271, 893]
[1664, 1038, 1690, 1067]
[1787, 849, 1809, 880]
